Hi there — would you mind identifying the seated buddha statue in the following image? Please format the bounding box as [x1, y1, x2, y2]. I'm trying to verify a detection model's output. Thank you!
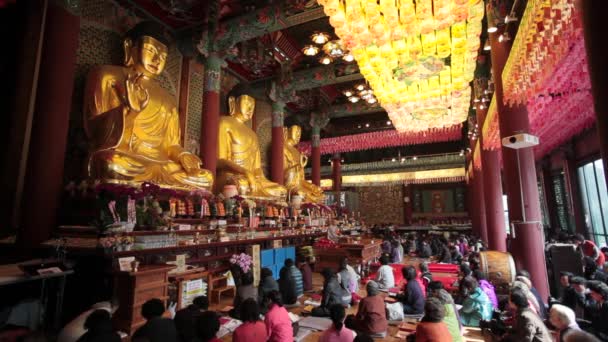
[216, 86, 287, 199]
[283, 125, 324, 203]
[83, 21, 213, 190]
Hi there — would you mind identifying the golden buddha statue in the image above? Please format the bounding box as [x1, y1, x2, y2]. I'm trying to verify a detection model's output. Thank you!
[216, 86, 287, 199]
[283, 125, 324, 203]
[83, 22, 213, 190]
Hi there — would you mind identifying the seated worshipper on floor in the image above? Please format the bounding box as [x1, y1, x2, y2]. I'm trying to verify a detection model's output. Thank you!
[173, 295, 208, 342]
[517, 270, 548, 319]
[258, 267, 279, 313]
[233, 298, 268, 342]
[345, 281, 388, 336]
[195, 311, 221, 342]
[587, 281, 608, 340]
[549, 304, 580, 342]
[375, 255, 395, 291]
[419, 262, 433, 290]
[414, 298, 453, 342]
[395, 266, 425, 315]
[75, 309, 120, 342]
[437, 238, 453, 264]
[58, 300, 118, 342]
[501, 289, 552, 342]
[583, 256, 608, 284]
[264, 290, 293, 342]
[312, 268, 352, 317]
[450, 245, 464, 264]
[280, 258, 304, 298]
[427, 281, 463, 342]
[381, 239, 392, 256]
[231, 271, 258, 319]
[132, 299, 178, 342]
[391, 239, 403, 263]
[319, 304, 358, 342]
[419, 240, 433, 258]
[574, 234, 606, 268]
[338, 258, 360, 303]
[473, 270, 498, 309]
[278, 265, 298, 305]
[300, 256, 315, 292]
[458, 276, 493, 327]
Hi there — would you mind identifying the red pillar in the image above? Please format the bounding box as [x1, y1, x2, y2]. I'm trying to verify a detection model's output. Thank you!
[270, 101, 285, 184]
[490, 26, 549, 300]
[476, 105, 507, 251]
[473, 165, 489, 244]
[201, 54, 222, 181]
[311, 125, 321, 186]
[178, 57, 191, 146]
[581, 0, 608, 186]
[331, 154, 342, 192]
[17, 2, 80, 248]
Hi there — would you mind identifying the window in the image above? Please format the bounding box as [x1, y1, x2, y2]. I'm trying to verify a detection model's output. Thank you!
[578, 159, 608, 246]
[503, 195, 510, 234]
[552, 171, 574, 233]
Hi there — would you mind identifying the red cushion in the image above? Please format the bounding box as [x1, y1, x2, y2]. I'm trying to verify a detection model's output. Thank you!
[428, 263, 459, 274]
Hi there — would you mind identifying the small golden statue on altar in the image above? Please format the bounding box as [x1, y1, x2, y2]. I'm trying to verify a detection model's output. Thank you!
[283, 125, 324, 203]
[83, 21, 213, 190]
[216, 85, 287, 199]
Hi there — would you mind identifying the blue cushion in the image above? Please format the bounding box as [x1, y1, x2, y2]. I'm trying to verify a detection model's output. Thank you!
[261, 249, 274, 267]
[285, 247, 296, 262]
[274, 248, 286, 266]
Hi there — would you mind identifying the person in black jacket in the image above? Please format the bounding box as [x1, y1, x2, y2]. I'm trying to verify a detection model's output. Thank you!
[173, 296, 208, 342]
[76, 309, 120, 342]
[132, 299, 178, 342]
[587, 281, 608, 341]
[396, 266, 425, 315]
[258, 267, 279, 313]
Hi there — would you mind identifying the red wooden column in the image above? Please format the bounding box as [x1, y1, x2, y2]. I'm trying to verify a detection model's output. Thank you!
[581, 0, 608, 186]
[473, 166, 489, 243]
[490, 26, 549, 299]
[331, 153, 342, 193]
[311, 125, 321, 186]
[270, 101, 285, 184]
[178, 57, 191, 146]
[17, 1, 80, 248]
[476, 104, 507, 251]
[201, 53, 222, 180]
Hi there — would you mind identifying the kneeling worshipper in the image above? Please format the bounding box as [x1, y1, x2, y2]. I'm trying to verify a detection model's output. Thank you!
[312, 268, 352, 317]
[231, 272, 257, 319]
[319, 304, 357, 342]
[427, 281, 463, 342]
[345, 281, 388, 336]
[232, 298, 267, 342]
[414, 298, 453, 342]
[264, 291, 293, 342]
[195, 311, 221, 342]
[375, 255, 395, 291]
[132, 299, 178, 342]
[75, 309, 121, 342]
[458, 277, 493, 327]
[395, 266, 425, 315]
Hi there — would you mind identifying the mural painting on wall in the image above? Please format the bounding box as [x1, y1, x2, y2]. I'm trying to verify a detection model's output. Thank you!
[431, 191, 445, 213]
[357, 186, 404, 225]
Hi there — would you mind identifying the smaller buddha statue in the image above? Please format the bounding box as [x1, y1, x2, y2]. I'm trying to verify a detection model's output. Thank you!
[83, 21, 213, 190]
[216, 85, 287, 199]
[283, 125, 324, 203]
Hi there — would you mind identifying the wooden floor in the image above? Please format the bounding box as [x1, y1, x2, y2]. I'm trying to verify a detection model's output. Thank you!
[210, 256, 485, 341]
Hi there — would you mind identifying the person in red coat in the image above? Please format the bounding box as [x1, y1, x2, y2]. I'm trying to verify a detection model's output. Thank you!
[414, 298, 453, 342]
[574, 234, 605, 267]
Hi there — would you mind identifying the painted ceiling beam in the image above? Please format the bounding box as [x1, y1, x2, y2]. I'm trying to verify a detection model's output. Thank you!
[215, 4, 326, 50]
[328, 102, 384, 119]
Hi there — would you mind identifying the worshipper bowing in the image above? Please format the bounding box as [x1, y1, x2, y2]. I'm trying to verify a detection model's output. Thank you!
[300, 256, 315, 292]
[427, 281, 464, 342]
[312, 268, 352, 317]
[232, 298, 268, 342]
[319, 304, 357, 342]
[395, 266, 425, 315]
[279, 258, 304, 299]
[75, 310, 120, 342]
[413, 298, 454, 342]
[231, 271, 257, 319]
[195, 311, 222, 342]
[473, 270, 498, 309]
[375, 255, 395, 291]
[344, 281, 388, 336]
[458, 276, 493, 327]
[501, 289, 552, 342]
[549, 304, 580, 342]
[264, 290, 293, 342]
[58, 300, 118, 342]
[258, 267, 279, 314]
[583, 256, 608, 284]
[517, 270, 548, 319]
[574, 234, 606, 267]
[132, 299, 178, 342]
[173, 295, 208, 342]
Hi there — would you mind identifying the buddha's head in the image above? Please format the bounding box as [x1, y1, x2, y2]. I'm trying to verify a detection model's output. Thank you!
[123, 21, 171, 78]
[227, 84, 256, 122]
[288, 125, 302, 144]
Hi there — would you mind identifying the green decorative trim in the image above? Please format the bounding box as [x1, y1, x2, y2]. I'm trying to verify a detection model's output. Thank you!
[329, 102, 384, 119]
[311, 125, 321, 148]
[306, 153, 465, 177]
[271, 101, 285, 127]
[204, 54, 223, 92]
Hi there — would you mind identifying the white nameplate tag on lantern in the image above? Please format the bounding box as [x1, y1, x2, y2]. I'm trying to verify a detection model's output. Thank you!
[118, 257, 136, 272]
[178, 224, 192, 231]
[218, 220, 227, 226]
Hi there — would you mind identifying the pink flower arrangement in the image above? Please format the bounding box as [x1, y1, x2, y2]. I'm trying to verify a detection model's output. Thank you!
[99, 236, 117, 249]
[229, 253, 252, 273]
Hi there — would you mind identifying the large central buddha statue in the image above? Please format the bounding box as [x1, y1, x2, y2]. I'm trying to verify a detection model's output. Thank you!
[216, 86, 287, 199]
[83, 22, 213, 190]
[283, 125, 324, 203]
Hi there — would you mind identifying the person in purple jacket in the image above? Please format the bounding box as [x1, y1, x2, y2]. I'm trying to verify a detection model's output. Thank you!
[473, 270, 498, 309]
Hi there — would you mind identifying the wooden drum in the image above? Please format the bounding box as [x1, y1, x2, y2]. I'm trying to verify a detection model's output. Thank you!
[479, 251, 516, 294]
